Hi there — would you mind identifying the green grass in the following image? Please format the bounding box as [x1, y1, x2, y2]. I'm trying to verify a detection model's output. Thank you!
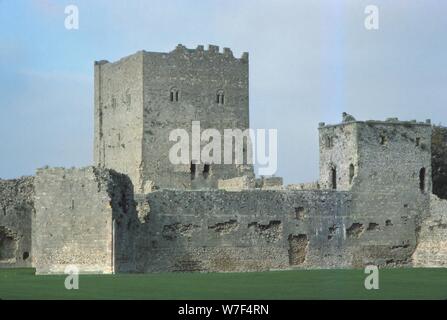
[0, 268, 446, 299]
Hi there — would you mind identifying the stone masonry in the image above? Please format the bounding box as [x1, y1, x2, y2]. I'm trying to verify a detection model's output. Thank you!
[0, 45, 446, 273]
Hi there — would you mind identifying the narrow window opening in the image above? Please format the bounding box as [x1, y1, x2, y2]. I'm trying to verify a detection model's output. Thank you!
[203, 164, 210, 179]
[349, 164, 355, 185]
[419, 167, 426, 192]
[331, 167, 337, 190]
[325, 136, 332, 148]
[170, 88, 179, 102]
[217, 90, 224, 105]
[416, 137, 421, 146]
[190, 162, 196, 180]
[380, 135, 387, 145]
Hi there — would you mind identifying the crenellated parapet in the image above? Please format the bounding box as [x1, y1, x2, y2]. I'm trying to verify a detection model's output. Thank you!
[170, 43, 248, 62]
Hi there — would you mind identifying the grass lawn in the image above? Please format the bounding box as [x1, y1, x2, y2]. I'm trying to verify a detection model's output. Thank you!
[0, 268, 446, 299]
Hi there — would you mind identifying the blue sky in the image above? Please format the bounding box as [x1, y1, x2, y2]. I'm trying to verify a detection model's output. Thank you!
[1, 0, 447, 183]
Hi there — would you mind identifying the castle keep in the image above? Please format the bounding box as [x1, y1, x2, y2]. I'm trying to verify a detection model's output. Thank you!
[94, 44, 253, 193]
[1, 45, 446, 273]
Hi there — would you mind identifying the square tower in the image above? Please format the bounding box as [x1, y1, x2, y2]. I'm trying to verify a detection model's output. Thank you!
[318, 115, 432, 194]
[94, 45, 253, 192]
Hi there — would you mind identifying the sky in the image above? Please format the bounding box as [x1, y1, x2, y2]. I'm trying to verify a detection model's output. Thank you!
[1, 0, 447, 184]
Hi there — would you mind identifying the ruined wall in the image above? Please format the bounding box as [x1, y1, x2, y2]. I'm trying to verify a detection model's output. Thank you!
[134, 189, 345, 272]
[255, 176, 284, 189]
[347, 191, 429, 267]
[413, 194, 447, 267]
[33, 167, 137, 274]
[0, 177, 34, 268]
[134, 188, 423, 272]
[217, 176, 255, 191]
[94, 53, 144, 191]
[141, 45, 253, 191]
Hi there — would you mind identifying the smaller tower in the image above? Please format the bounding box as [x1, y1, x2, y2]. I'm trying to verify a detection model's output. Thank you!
[319, 115, 432, 194]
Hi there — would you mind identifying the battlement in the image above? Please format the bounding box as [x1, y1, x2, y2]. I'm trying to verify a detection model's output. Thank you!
[319, 116, 432, 129]
[94, 44, 248, 67]
[169, 43, 248, 62]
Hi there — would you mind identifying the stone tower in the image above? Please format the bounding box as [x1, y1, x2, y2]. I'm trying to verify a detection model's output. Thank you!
[317, 115, 433, 267]
[94, 44, 254, 192]
[318, 115, 432, 193]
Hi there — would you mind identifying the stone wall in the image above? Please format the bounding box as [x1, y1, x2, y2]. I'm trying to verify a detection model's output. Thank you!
[413, 194, 447, 267]
[256, 176, 284, 189]
[33, 167, 137, 274]
[134, 188, 423, 272]
[134, 189, 345, 272]
[287, 182, 320, 190]
[3, 167, 430, 274]
[218, 176, 255, 191]
[0, 177, 34, 268]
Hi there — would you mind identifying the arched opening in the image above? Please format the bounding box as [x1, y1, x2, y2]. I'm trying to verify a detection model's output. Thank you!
[331, 167, 337, 190]
[419, 167, 426, 192]
[349, 164, 355, 185]
[23, 251, 29, 260]
[380, 135, 387, 145]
